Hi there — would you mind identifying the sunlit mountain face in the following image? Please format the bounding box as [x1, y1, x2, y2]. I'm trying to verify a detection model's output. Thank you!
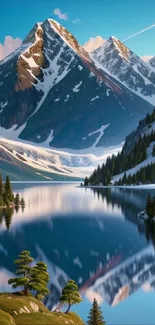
[1, 183, 155, 320]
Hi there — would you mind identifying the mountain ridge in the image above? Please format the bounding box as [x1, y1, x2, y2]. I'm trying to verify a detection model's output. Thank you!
[0, 19, 154, 151]
[92, 36, 155, 105]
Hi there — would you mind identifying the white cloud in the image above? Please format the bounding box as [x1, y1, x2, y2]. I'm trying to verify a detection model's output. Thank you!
[0, 36, 22, 61]
[83, 36, 106, 53]
[141, 55, 153, 62]
[53, 8, 68, 20]
[85, 288, 103, 304]
[72, 18, 80, 24]
[142, 282, 153, 293]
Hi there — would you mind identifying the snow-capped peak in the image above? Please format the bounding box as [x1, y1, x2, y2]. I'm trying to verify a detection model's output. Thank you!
[83, 36, 106, 53]
[92, 34, 155, 105]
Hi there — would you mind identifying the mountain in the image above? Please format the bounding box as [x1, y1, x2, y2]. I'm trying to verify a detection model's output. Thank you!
[0, 19, 153, 150]
[92, 246, 155, 306]
[150, 56, 155, 68]
[0, 186, 148, 310]
[85, 108, 155, 185]
[92, 36, 155, 105]
[83, 36, 106, 53]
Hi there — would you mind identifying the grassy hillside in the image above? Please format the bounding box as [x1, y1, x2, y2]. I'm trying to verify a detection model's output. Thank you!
[0, 310, 15, 325]
[0, 294, 84, 325]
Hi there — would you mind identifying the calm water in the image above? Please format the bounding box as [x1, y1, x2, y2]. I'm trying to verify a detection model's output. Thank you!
[0, 183, 155, 324]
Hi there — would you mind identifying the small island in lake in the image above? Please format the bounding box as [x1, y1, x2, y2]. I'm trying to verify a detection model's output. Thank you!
[0, 174, 25, 209]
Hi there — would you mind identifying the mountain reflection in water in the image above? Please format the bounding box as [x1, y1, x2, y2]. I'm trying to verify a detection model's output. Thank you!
[0, 184, 155, 324]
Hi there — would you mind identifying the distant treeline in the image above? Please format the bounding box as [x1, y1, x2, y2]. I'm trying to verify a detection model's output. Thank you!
[114, 163, 155, 186]
[0, 174, 25, 208]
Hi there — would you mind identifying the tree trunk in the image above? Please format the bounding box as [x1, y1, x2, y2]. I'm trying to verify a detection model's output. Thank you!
[24, 286, 28, 296]
[65, 301, 71, 314]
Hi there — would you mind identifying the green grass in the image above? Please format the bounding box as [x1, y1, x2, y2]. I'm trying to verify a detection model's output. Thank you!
[0, 294, 84, 325]
[0, 310, 16, 325]
[0, 294, 48, 316]
[15, 312, 84, 325]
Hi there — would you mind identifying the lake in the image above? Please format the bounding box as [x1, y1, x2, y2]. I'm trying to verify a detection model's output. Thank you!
[0, 183, 155, 324]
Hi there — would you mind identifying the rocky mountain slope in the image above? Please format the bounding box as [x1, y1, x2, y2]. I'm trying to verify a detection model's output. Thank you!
[0, 19, 153, 150]
[150, 56, 155, 68]
[92, 245, 155, 306]
[92, 37, 155, 105]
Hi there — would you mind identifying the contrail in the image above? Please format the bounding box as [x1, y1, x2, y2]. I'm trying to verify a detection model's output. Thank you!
[122, 23, 155, 42]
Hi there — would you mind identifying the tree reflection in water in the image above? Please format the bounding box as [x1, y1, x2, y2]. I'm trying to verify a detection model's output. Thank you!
[0, 205, 25, 230]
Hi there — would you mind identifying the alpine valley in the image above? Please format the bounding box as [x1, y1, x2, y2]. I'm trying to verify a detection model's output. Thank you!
[0, 18, 155, 179]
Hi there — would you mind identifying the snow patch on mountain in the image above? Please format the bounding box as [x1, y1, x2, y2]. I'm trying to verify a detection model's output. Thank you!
[88, 124, 110, 147]
[73, 257, 82, 269]
[0, 101, 8, 109]
[91, 95, 99, 101]
[73, 81, 83, 92]
[92, 245, 155, 305]
[78, 65, 83, 71]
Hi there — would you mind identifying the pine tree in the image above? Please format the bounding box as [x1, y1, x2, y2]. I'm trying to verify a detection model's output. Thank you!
[145, 193, 152, 217]
[4, 208, 14, 230]
[20, 197, 25, 207]
[8, 250, 34, 295]
[0, 195, 3, 207]
[4, 176, 14, 203]
[87, 298, 106, 325]
[105, 170, 111, 185]
[29, 262, 50, 300]
[14, 193, 20, 206]
[60, 280, 82, 313]
[0, 173, 3, 197]
[15, 205, 20, 213]
[152, 145, 155, 157]
[152, 195, 155, 217]
[84, 177, 89, 186]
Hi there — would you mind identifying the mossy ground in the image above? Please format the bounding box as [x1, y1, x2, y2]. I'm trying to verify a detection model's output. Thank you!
[0, 294, 84, 325]
[15, 312, 84, 325]
[0, 294, 48, 316]
[0, 310, 15, 325]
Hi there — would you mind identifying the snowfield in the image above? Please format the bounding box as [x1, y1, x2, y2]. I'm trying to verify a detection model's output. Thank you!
[0, 137, 121, 178]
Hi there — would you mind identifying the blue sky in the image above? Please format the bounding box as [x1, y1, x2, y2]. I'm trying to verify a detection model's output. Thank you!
[73, 289, 155, 324]
[1, 0, 155, 56]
